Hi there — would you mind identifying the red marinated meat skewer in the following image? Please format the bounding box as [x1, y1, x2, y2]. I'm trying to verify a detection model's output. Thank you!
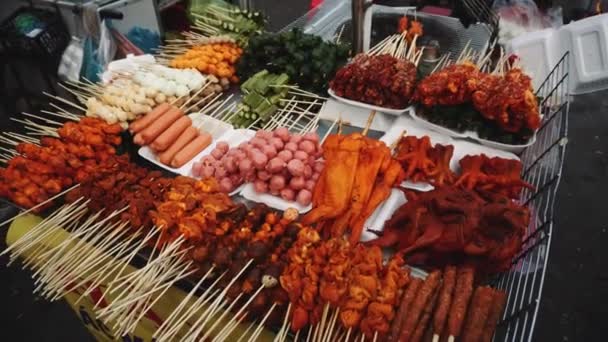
[447, 266, 475, 341]
[388, 277, 423, 341]
[411, 283, 441, 342]
[480, 289, 508, 342]
[398, 270, 442, 341]
[432, 265, 457, 341]
[461, 286, 495, 342]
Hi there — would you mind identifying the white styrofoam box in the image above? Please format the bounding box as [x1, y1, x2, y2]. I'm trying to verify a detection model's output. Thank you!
[409, 107, 536, 153]
[560, 13, 608, 94]
[138, 114, 235, 176]
[240, 183, 312, 214]
[507, 27, 559, 91]
[359, 116, 520, 242]
[328, 89, 414, 116]
[318, 98, 401, 133]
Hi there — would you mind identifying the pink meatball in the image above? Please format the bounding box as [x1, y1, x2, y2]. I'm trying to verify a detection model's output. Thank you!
[284, 142, 298, 152]
[257, 170, 272, 181]
[233, 150, 246, 162]
[223, 157, 237, 173]
[277, 150, 293, 162]
[308, 156, 317, 166]
[254, 180, 268, 193]
[312, 172, 320, 181]
[255, 130, 273, 140]
[219, 177, 233, 193]
[303, 132, 320, 143]
[269, 137, 284, 150]
[230, 174, 243, 186]
[261, 145, 277, 158]
[269, 175, 286, 190]
[296, 189, 312, 206]
[238, 159, 253, 173]
[287, 159, 305, 177]
[251, 151, 269, 170]
[201, 166, 215, 178]
[314, 161, 325, 173]
[200, 155, 216, 167]
[293, 150, 309, 161]
[211, 148, 224, 160]
[266, 157, 286, 173]
[315, 147, 323, 159]
[289, 176, 306, 191]
[303, 165, 313, 178]
[305, 180, 315, 192]
[192, 162, 202, 177]
[250, 137, 267, 149]
[216, 141, 229, 154]
[289, 134, 303, 144]
[280, 188, 296, 201]
[298, 140, 316, 155]
[238, 142, 250, 150]
[214, 165, 228, 178]
[274, 127, 290, 142]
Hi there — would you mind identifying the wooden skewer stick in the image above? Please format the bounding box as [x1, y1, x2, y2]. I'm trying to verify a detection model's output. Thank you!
[153, 266, 215, 338]
[306, 325, 314, 342]
[179, 81, 211, 110]
[432, 334, 440, 342]
[0, 184, 80, 229]
[235, 320, 257, 342]
[324, 307, 340, 342]
[274, 303, 292, 342]
[43, 92, 87, 112]
[200, 292, 246, 341]
[70, 229, 145, 304]
[214, 282, 268, 339]
[345, 327, 353, 342]
[185, 258, 255, 339]
[448, 336, 455, 342]
[362, 109, 377, 136]
[247, 303, 278, 342]
[21, 112, 62, 126]
[213, 310, 249, 342]
[4, 198, 88, 259]
[123, 262, 197, 334]
[156, 271, 228, 341]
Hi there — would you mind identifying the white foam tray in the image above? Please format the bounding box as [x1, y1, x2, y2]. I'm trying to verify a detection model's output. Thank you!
[409, 107, 537, 153]
[138, 113, 234, 177]
[328, 88, 413, 116]
[360, 115, 519, 242]
[241, 183, 312, 214]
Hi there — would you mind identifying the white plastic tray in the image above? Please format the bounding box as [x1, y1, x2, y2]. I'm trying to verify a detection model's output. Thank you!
[240, 183, 312, 214]
[138, 114, 234, 176]
[409, 107, 536, 153]
[359, 115, 519, 241]
[328, 88, 413, 116]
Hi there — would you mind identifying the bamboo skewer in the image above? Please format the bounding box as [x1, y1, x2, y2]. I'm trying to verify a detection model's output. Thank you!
[0, 184, 80, 229]
[247, 303, 278, 342]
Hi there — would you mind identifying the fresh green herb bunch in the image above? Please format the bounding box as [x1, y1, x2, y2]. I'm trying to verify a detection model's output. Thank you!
[236, 28, 351, 95]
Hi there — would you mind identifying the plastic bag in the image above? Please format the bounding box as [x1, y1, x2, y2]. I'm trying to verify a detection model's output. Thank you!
[80, 20, 116, 83]
[57, 36, 84, 82]
[494, 0, 563, 44]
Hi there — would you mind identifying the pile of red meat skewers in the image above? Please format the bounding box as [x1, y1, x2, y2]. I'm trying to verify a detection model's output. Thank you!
[330, 54, 417, 109]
